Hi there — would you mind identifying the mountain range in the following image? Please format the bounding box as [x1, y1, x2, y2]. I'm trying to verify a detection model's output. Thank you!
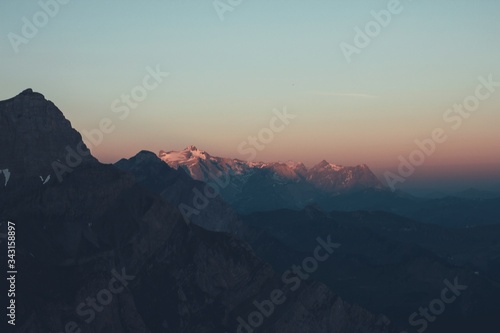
[2, 89, 500, 333]
[155, 147, 500, 228]
[0, 90, 398, 332]
[158, 146, 384, 213]
[117, 146, 500, 332]
[159, 146, 383, 192]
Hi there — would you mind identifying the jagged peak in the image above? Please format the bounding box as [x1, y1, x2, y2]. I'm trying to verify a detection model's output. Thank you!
[16, 88, 45, 99]
[312, 160, 333, 169]
[20, 88, 34, 95]
[0, 90, 97, 180]
[284, 160, 306, 169]
[0, 89, 46, 105]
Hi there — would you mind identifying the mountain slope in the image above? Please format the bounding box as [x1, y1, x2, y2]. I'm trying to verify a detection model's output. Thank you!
[115, 150, 243, 233]
[240, 208, 500, 332]
[0, 90, 396, 333]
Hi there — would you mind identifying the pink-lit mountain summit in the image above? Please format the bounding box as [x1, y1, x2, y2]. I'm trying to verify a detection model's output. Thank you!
[159, 145, 384, 194]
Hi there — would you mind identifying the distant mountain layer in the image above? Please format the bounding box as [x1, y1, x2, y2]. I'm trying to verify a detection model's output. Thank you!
[158, 146, 384, 213]
[156, 147, 500, 228]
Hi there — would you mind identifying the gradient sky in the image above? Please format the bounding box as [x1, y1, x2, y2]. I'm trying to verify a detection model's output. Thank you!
[1, 0, 499, 191]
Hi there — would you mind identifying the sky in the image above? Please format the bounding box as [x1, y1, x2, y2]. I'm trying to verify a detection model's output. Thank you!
[1, 0, 499, 192]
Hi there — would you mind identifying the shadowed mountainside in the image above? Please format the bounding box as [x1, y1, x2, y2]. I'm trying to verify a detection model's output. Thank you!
[0, 90, 397, 333]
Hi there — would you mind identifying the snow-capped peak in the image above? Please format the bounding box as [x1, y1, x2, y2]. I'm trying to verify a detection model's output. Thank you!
[157, 145, 382, 191]
[158, 146, 213, 170]
[285, 160, 305, 169]
[313, 160, 343, 171]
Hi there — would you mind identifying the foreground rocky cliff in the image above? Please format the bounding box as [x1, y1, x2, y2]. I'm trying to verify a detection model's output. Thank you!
[0, 90, 396, 333]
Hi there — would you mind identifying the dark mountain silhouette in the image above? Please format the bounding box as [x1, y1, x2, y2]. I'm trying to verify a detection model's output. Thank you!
[115, 150, 243, 233]
[111, 143, 500, 332]
[240, 208, 500, 333]
[0, 90, 397, 333]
